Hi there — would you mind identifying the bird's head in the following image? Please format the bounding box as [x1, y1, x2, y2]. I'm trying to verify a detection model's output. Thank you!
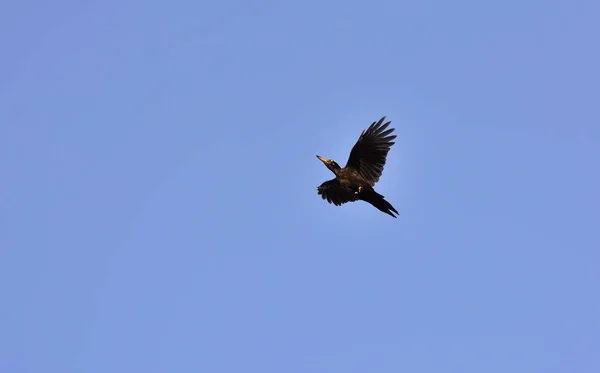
[317, 155, 341, 173]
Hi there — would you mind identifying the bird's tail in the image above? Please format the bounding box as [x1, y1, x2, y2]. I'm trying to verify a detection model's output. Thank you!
[361, 189, 399, 218]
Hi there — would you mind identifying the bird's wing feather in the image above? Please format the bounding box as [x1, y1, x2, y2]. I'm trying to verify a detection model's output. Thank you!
[344, 116, 396, 186]
[317, 178, 358, 206]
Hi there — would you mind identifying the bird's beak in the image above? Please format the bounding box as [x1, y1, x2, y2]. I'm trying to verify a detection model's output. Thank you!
[316, 155, 327, 163]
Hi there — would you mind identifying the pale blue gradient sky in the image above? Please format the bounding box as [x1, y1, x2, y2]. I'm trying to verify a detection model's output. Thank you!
[1, 1, 599, 372]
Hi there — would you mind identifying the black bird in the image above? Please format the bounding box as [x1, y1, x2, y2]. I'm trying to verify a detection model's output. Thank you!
[316, 116, 399, 218]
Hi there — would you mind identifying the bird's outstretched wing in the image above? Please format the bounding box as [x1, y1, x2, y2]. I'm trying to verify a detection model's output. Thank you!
[345, 116, 396, 186]
[317, 178, 358, 206]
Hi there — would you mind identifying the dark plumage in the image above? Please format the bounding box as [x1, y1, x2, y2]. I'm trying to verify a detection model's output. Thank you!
[316, 116, 399, 218]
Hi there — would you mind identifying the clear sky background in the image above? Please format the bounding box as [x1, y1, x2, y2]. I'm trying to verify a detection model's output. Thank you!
[1, 1, 599, 372]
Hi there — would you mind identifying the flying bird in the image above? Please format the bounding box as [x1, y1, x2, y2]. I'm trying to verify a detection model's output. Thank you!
[316, 116, 399, 218]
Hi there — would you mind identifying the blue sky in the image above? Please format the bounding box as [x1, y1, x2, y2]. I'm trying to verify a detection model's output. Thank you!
[2, 1, 599, 372]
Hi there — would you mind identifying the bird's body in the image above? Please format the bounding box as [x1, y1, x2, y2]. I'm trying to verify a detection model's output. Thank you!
[316, 116, 399, 218]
